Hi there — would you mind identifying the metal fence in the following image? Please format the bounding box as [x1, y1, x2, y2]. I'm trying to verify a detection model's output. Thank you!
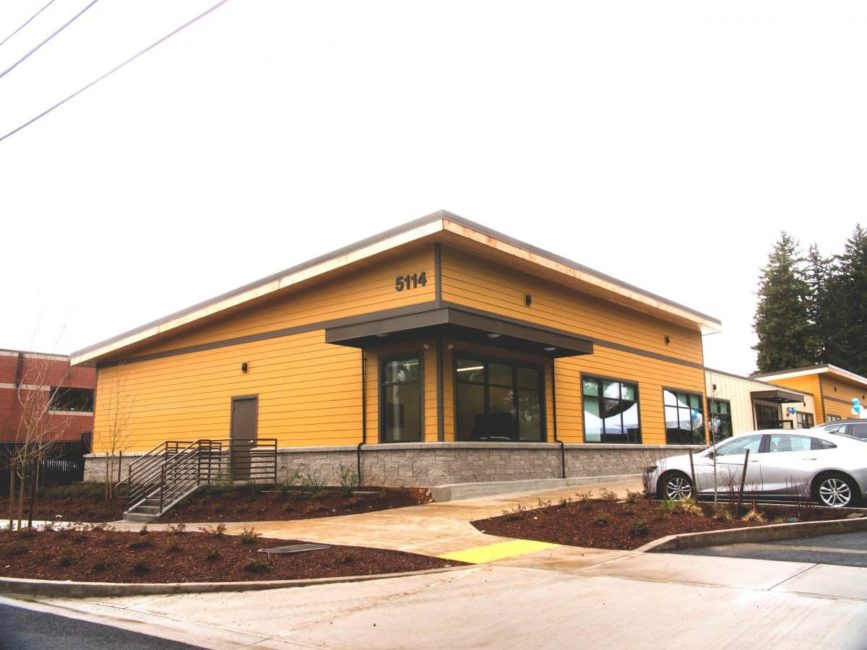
[0, 437, 90, 496]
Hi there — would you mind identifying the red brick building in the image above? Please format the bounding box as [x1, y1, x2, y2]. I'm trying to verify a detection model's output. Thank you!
[0, 350, 95, 445]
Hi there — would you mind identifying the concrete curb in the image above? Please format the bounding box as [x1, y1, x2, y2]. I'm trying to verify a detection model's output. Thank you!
[637, 514, 867, 553]
[0, 565, 472, 598]
[431, 474, 641, 502]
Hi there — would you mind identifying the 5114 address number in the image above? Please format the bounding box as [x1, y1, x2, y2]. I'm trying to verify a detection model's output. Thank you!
[394, 272, 428, 292]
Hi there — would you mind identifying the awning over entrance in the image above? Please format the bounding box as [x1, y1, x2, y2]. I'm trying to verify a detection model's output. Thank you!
[751, 389, 803, 403]
[325, 305, 593, 358]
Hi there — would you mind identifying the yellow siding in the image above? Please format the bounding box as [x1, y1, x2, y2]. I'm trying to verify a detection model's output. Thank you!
[767, 375, 824, 421]
[132, 247, 436, 358]
[556, 347, 707, 445]
[820, 375, 866, 422]
[93, 330, 363, 453]
[440, 247, 703, 364]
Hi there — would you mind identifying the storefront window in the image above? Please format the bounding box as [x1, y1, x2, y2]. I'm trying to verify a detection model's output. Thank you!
[455, 357, 543, 441]
[582, 376, 641, 443]
[707, 398, 733, 442]
[664, 389, 705, 444]
[381, 357, 421, 442]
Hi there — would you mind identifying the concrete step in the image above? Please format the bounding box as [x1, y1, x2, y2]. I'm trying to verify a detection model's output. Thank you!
[123, 511, 158, 523]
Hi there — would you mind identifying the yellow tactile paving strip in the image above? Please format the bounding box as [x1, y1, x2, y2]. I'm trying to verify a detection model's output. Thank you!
[438, 539, 559, 564]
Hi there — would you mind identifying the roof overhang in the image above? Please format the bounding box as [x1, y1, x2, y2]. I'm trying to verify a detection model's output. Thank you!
[72, 210, 719, 366]
[325, 306, 594, 358]
[756, 364, 867, 390]
[751, 389, 804, 403]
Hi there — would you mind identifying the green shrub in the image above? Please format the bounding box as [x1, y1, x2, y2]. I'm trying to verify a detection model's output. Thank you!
[131, 560, 151, 575]
[598, 489, 619, 502]
[3, 541, 28, 556]
[168, 523, 186, 535]
[205, 550, 221, 562]
[301, 469, 328, 499]
[338, 466, 359, 497]
[244, 559, 268, 573]
[239, 527, 261, 545]
[199, 523, 227, 537]
[630, 519, 650, 537]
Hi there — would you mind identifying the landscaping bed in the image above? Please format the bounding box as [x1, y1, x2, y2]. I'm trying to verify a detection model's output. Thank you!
[472, 494, 862, 551]
[159, 485, 430, 523]
[0, 483, 429, 524]
[0, 525, 461, 583]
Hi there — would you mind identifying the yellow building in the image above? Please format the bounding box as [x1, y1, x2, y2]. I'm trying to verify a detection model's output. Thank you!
[755, 365, 867, 424]
[73, 211, 722, 488]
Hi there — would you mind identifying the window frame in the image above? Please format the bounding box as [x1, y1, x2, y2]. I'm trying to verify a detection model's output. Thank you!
[453, 354, 546, 442]
[707, 397, 733, 443]
[379, 353, 424, 444]
[663, 387, 706, 445]
[795, 412, 815, 429]
[580, 373, 642, 444]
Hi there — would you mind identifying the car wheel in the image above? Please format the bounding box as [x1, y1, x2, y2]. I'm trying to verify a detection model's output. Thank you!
[813, 473, 860, 508]
[658, 472, 693, 501]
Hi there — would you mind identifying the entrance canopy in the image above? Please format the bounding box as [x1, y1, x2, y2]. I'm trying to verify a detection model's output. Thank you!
[325, 305, 593, 358]
[750, 389, 803, 403]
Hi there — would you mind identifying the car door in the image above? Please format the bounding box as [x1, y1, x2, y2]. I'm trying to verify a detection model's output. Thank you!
[756, 433, 829, 497]
[695, 434, 764, 496]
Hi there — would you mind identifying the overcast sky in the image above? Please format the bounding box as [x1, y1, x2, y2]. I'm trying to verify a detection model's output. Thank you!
[2, 1, 865, 376]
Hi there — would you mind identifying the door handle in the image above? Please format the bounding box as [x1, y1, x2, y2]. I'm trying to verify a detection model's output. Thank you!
[802, 457, 817, 461]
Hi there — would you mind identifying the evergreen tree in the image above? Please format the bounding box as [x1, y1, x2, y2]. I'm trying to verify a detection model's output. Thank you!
[804, 243, 834, 363]
[753, 232, 813, 372]
[832, 225, 867, 375]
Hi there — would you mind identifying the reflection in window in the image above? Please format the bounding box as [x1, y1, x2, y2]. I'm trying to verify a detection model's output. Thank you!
[715, 434, 762, 456]
[381, 357, 421, 442]
[707, 398, 733, 442]
[664, 389, 705, 444]
[455, 358, 543, 442]
[582, 376, 640, 443]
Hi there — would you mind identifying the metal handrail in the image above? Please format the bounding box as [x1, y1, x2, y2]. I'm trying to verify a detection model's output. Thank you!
[127, 440, 195, 507]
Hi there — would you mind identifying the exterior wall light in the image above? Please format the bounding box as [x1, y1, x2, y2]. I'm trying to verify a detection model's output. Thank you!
[486, 333, 501, 339]
[544, 346, 556, 352]
[525, 294, 532, 307]
[664, 335, 671, 345]
[241, 362, 249, 373]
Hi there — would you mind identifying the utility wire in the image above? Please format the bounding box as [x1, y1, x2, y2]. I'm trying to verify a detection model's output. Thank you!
[0, 0, 58, 48]
[0, 0, 230, 143]
[0, 0, 100, 81]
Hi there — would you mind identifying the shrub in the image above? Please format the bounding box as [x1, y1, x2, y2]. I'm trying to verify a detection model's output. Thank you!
[239, 527, 261, 545]
[338, 466, 360, 497]
[630, 519, 650, 537]
[168, 523, 186, 536]
[128, 539, 153, 550]
[92, 561, 107, 572]
[199, 523, 227, 537]
[131, 560, 151, 575]
[205, 550, 222, 562]
[742, 508, 766, 524]
[301, 469, 328, 499]
[557, 497, 572, 508]
[278, 469, 302, 493]
[57, 552, 76, 567]
[3, 541, 28, 556]
[168, 543, 182, 553]
[625, 489, 644, 504]
[244, 559, 268, 574]
[598, 489, 619, 503]
[16, 527, 36, 539]
[675, 497, 703, 516]
[138, 525, 149, 536]
[536, 498, 552, 509]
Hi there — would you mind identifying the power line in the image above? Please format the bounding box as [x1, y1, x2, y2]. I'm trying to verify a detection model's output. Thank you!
[0, 0, 231, 143]
[0, 0, 58, 48]
[0, 0, 100, 81]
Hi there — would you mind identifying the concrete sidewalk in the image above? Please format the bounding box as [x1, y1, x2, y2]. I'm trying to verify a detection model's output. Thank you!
[110, 475, 643, 561]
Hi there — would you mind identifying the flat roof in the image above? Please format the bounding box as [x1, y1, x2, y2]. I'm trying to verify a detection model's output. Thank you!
[72, 210, 722, 365]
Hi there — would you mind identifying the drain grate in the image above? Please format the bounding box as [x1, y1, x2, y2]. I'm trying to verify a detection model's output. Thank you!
[258, 543, 330, 555]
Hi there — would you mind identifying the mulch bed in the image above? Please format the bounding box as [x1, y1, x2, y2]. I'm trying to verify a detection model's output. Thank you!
[0, 526, 462, 583]
[0, 484, 429, 524]
[159, 485, 429, 523]
[472, 497, 859, 551]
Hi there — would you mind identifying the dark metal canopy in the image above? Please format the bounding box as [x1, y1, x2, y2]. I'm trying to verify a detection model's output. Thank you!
[751, 389, 804, 403]
[325, 306, 593, 358]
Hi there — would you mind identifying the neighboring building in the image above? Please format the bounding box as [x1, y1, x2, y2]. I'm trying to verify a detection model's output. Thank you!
[755, 364, 867, 424]
[0, 349, 96, 445]
[73, 211, 722, 487]
[704, 368, 813, 439]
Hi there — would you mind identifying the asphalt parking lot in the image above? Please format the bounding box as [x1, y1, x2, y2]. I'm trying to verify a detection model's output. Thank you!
[675, 530, 867, 567]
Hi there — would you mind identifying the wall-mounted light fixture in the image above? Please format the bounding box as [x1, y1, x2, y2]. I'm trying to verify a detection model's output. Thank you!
[486, 332, 501, 339]
[241, 362, 249, 373]
[664, 335, 671, 345]
[544, 346, 556, 352]
[525, 294, 533, 307]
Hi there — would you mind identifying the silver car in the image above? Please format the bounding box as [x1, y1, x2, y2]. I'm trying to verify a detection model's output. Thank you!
[646, 428, 867, 507]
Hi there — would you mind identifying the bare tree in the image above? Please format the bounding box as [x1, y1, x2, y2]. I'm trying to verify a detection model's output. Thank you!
[9, 356, 72, 530]
[100, 369, 134, 501]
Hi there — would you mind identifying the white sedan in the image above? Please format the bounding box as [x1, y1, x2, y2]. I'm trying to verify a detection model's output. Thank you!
[646, 428, 867, 507]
